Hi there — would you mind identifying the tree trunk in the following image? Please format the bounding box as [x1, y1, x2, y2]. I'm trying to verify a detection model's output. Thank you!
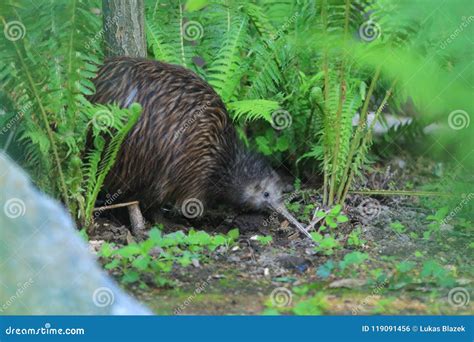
[102, 0, 147, 58]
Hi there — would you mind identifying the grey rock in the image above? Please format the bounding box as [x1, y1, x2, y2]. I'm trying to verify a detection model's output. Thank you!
[0, 153, 150, 315]
[329, 278, 366, 288]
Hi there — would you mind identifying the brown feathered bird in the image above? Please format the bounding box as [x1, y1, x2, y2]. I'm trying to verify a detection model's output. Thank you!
[90, 57, 309, 238]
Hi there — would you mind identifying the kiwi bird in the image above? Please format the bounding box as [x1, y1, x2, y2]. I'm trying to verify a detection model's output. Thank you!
[89, 57, 309, 238]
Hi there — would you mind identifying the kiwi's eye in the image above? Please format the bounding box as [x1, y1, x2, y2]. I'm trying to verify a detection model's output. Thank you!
[263, 191, 270, 198]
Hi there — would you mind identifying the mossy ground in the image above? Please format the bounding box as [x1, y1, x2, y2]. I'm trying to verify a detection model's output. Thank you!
[93, 155, 473, 315]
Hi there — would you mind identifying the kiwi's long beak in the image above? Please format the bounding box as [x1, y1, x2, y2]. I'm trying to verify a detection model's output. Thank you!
[272, 204, 313, 241]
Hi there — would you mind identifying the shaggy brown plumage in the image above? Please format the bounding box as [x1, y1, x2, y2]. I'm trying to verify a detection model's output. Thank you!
[89, 57, 303, 231]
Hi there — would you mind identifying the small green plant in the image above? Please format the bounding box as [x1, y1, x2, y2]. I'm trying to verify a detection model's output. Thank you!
[292, 293, 328, 315]
[287, 201, 317, 223]
[389, 261, 416, 289]
[293, 178, 302, 191]
[309, 206, 349, 255]
[347, 226, 365, 247]
[389, 221, 406, 234]
[255, 130, 290, 156]
[316, 260, 335, 279]
[315, 205, 349, 231]
[287, 202, 301, 215]
[424, 207, 449, 239]
[396, 261, 416, 273]
[384, 259, 458, 290]
[99, 227, 239, 287]
[338, 251, 369, 271]
[254, 235, 273, 246]
[317, 251, 369, 280]
[311, 232, 340, 256]
[420, 259, 456, 288]
[368, 268, 387, 284]
[301, 203, 316, 222]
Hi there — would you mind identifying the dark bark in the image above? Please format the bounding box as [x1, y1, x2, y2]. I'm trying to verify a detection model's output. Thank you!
[102, 0, 147, 58]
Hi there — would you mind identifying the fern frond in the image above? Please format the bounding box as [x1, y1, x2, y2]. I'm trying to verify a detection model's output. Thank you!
[84, 103, 142, 223]
[207, 17, 247, 102]
[146, 20, 176, 62]
[227, 99, 279, 123]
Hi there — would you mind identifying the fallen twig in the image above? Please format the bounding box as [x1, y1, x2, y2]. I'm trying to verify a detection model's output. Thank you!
[93, 200, 146, 237]
[305, 207, 331, 233]
[93, 200, 141, 211]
